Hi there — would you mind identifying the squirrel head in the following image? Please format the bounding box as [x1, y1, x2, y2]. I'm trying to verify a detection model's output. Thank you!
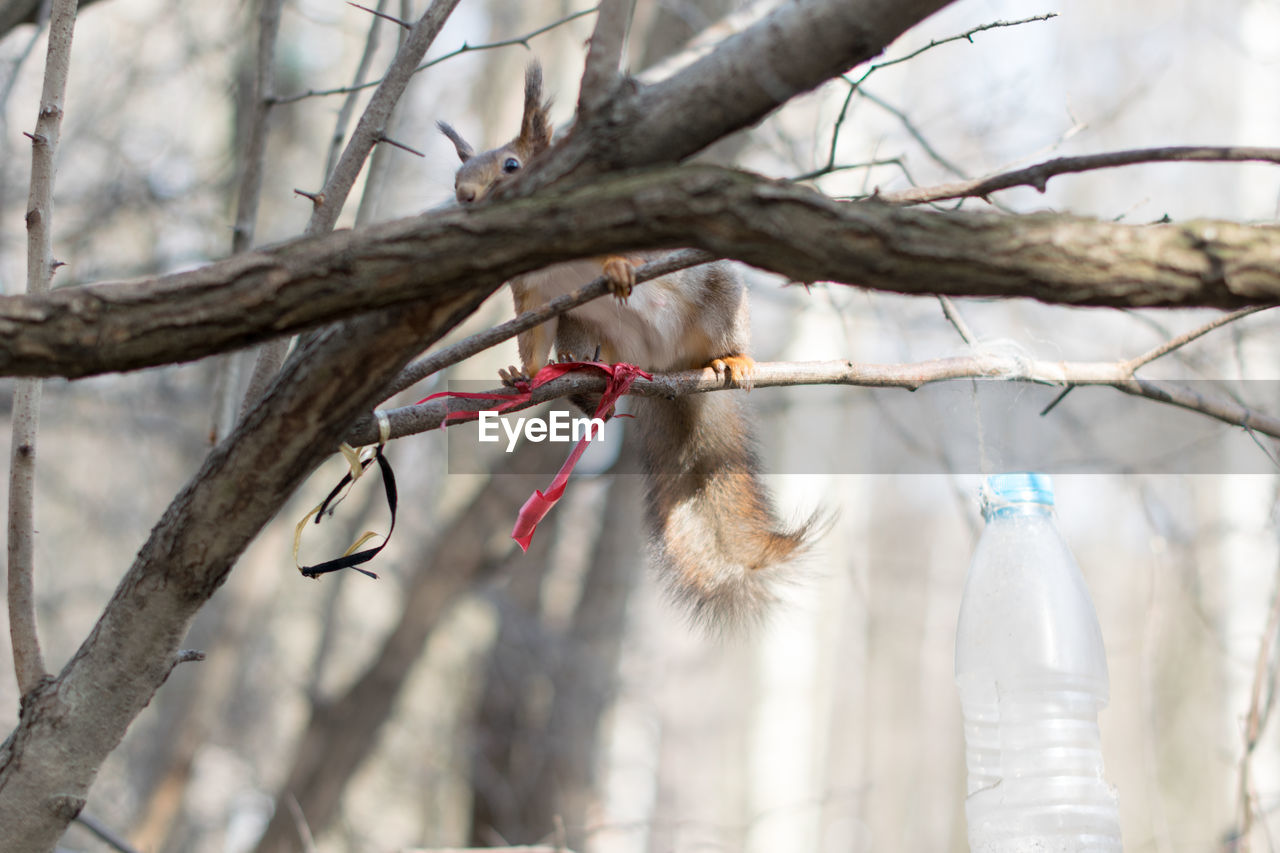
[438, 61, 552, 204]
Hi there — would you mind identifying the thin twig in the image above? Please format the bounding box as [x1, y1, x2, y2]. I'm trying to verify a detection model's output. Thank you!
[1126, 305, 1274, 372]
[285, 794, 319, 853]
[270, 6, 598, 106]
[9, 0, 78, 698]
[795, 78, 860, 182]
[1045, 305, 1278, 422]
[164, 649, 207, 682]
[347, 0, 408, 29]
[73, 811, 144, 853]
[798, 14, 1057, 182]
[879, 146, 1280, 206]
[381, 249, 715, 400]
[858, 87, 968, 179]
[1244, 427, 1280, 470]
[1235, 554, 1280, 848]
[853, 14, 1057, 85]
[376, 133, 424, 157]
[794, 157, 911, 184]
[1038, 386, 1074, 417]
[937, 294, 976, 345]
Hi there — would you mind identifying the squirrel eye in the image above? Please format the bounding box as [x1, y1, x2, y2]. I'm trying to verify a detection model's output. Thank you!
[502, 157, 521, 174]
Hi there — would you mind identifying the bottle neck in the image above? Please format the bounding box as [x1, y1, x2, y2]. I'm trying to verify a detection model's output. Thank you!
[983, 500, 1055, 521]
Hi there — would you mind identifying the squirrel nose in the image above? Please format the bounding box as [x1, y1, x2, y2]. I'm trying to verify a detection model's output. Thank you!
[456, 183, 480, 204]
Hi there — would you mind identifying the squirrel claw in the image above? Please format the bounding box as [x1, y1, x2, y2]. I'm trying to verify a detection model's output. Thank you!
[711, 354, 756, 392]
[499, 365, 530, 387]
[602, 256, 636, 301]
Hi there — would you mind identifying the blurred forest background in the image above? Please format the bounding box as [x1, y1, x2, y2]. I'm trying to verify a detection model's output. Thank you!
[1, 0, 1280, 851]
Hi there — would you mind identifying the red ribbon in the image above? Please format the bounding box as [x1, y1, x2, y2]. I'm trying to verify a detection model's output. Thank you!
[420, 361, 652, 550]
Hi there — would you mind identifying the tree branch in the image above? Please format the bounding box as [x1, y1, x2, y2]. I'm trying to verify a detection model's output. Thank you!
[303, 0, 461, 236]
[8, 0, 76, 700]
[229, 0, 287, 422]
[636, 0, 774, 83]
[324, 0, 398, 195]
[855, 13, 1058, 83]
[269, 6, 598, 107]
[347, 1, 408, 30]
[577, 0, 632, 117]
[0, 291, 494, 849]
[526, 0, 959, 185]
[230, 0, 284, 256]
[1125, 304, 1273, 372]
[73, 811, 143, 853]
[344, 354, 1280, 447]
[352, 1, 409, 229]
[382, 249, 715, 399]
[0, 166, 1278, 381]
[797, 13, 1058, 183]
[877, 146, 1280, 205]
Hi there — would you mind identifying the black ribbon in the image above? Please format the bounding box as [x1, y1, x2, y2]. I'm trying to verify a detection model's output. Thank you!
[299, 446, 397, 579]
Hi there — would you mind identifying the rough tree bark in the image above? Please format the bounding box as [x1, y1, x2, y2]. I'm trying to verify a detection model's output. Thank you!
[0, 167, 1275, 381]
[0, 294, 488, 850]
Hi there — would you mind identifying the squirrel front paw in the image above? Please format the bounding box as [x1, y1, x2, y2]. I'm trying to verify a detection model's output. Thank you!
[601, 256, 636, 301]
[710, 354, 756, 392]
[498, 364, 530, 387]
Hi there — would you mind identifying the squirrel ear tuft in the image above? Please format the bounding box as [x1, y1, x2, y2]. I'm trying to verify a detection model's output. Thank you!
[437, 120, 474, 163]
[520, 60, 553, 153]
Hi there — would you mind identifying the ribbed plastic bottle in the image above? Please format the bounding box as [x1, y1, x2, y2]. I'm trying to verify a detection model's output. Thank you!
[955, 473, 1121, 853]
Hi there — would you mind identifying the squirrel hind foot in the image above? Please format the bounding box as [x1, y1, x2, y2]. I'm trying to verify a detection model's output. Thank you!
[710, 354, 755, 391]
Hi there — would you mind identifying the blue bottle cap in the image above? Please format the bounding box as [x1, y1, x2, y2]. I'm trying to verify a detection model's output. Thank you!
[982, 472, 1054, 516]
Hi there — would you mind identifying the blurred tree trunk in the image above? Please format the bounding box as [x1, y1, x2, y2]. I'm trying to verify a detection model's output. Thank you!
[467, 521, 558, 846]
[469, 438, 642, 846]
[541, 445, 643, 850]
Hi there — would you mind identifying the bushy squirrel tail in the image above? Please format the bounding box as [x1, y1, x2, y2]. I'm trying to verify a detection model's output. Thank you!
[632, 392, 819, 631]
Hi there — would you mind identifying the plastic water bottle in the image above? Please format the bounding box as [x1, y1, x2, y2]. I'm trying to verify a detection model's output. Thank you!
[955, 473, 1121, 853]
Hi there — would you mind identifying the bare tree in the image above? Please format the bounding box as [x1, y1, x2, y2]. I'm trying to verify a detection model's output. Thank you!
[0, 0, 1278, 851]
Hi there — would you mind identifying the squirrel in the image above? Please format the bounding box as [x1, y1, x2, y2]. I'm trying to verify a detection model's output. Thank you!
[438, 61, 817, 629]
